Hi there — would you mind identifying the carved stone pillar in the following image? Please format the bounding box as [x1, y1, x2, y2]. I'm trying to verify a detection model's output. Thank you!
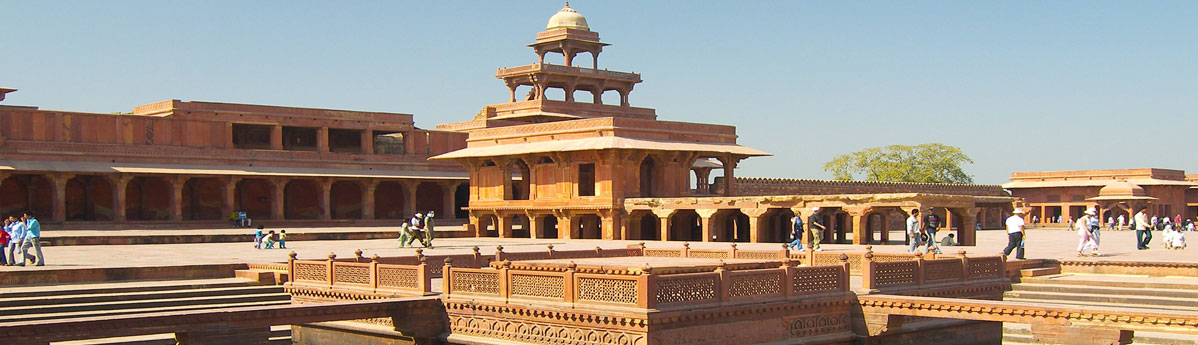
[271, 178, 288, 220]
[744, 208, 769, 243]
[402, 180, 418, 219]
[656, 209, 675, 241]
[496, 213, 512, 238]
[51, 174, 72, 223]
[319, 179, 332, 220]
[558, 213, 576, 240]
[441, 182, 457, 220]
[316, 127, 329, 153]
[110, 175, 131, 222]
[169, 176, 186, 221]
[696, 209, 718, 242]
[848, 208, 868, 245]
[958, 208, 978, 246]
[360, 130, 373, 154]
[270, 125, 283, 150]
[527, 213, 543, 239]
[362, 179, 379, 220]
[600, 211, 620, 240]
[222, 177, 239, 219]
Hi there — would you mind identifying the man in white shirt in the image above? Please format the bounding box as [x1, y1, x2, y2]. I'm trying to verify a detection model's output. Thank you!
[1003, 209, 1026, 260]
[906, 208, 922, 254]
[1117, 214, 1126, 231]
[1135, 208, 1152, 250]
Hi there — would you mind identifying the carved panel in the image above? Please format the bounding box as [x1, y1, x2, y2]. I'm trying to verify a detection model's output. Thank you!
[728, 271, 782, 297]
[656, 275, 717, 305]
[687, 250, 730, 259]
[791, 266, 842, 294]
[377, 266, 419, 288]
[643, 249, 681, 257]
[577, 277, 638, 304]
[786, 314, 851, 338]
[734, 251, 782, 260]
[333, 263, 371, 285]
[293, 262, 328, 283]
[968, 257, 1003, 278]
[448, 313, 646, 345]
[511, 274, 565, 299]
[873, 261, 919, 288]
[453, 271, 500, 295]
[923, 259, 963, 283]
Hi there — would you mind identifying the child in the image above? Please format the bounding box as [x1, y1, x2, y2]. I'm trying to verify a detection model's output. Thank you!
[264, 230, 277, 249]
[279, 230, 287, 249]
[254, 225, 264, 249]
[1173, 230, 1187, 249]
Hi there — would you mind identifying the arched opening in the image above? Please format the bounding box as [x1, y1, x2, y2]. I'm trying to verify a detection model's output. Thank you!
[126, 176, 171, 221]
[761, 208, 796, 243]
[639, 156, 658, 197]
[712, 209, 750, 242]
[601, 89, 620, 106]
[330, 181, 363, 219]
[0, 174, 53, 219]
[572, 89, 593, 103]
[454, 184, 469, 219]
[478, 214, 499, 237]
[180, 178, 223, 221]
[576, 214, 602, 239]
[284, 179, 320, 219]
[505, 160, 530, 200]
[543, 88, 565, 102]
[374, 181, 405, 219]
[539, 215, 559, 239]
[864, 212, 891, 244]
[65, 175, 114, 221]
[668, 210, 702, 242]
[628, 211, 660, 241]
[510, 214, 531, 238]
[235, 179, 273, 220]
[414, 182, 444, 215]
[513, 85, 533, 101]
[833, 212, 849, 244]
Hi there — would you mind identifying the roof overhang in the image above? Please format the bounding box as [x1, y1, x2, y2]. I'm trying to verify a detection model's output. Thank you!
[430, 137, 771, 160]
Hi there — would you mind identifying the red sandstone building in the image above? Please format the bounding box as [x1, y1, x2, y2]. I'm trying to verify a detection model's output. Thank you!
[1004, 168, 1198, 224]
[0, 94, 470, 228]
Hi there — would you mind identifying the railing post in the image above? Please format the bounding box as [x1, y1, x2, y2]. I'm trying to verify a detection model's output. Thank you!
[780, 244, 789, 260]
[682, 242, 691, 258]
[370, 254, 380, 292]
[915, 253, 926, 286]
[781, 258, 795, 298]
[287, 252, 297, 284]
[729, 243, 738, 258]
[326, 253, 336, 287]
[442, 257, 455, 295]
[495, 245, 505, 262]
[861, 251, 876, 292]
[499, 260, 512, 302]
[958, 250, 970, 281]
[472, 246, 482, 267]
[839, 253, 851, 291]
[418, 255, 431, 295]
[564, 261, 577, 304]
[639, 265, 656, 309]
[805, 247, 815, 267]
[715, 260, 730, 302]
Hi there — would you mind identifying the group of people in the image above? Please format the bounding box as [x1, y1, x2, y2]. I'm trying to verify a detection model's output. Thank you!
[1001, 207, 1190, 261]
[905, 207, 951, 255]
[228, 210, 253, 228]
[1, 211, 44, 266]
[1131, 208, 1187, 250]
[252, 225, 286, 249]
[398, 211, 436, 248]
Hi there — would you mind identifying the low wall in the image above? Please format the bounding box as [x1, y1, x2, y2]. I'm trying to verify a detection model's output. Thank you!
[0, 263, 246, 286]
[1059, 260, 1198, 277]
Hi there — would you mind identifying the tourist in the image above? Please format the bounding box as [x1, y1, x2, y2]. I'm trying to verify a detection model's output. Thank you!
[808, 207, 825, 251]
[398, 222, 414, 248]
[1135, 208, 1151, 250]
[0, 217, 11, 265]
[279, 230, 287, 249]
[1117, 214, 1126, 231]
[923, 207, 943, 254]
[8, 215, 27, 266]
[409, 213, 426, 247]
[906, 208, 922, 254]
[940, 233, 957, 247]
[423, 211, 436, 248]
[254, 225, 264, 249]
[1032, 215, 1039, 228]
[787, 214, 804, 250]
[1076, 209, 1098, 256]
[228, 211, 240, 228]
[263, 230, 277, 249]
[21, 211, 43, 266]
[1107, 216, 1115, 230]
[238, 210, 250, 228]
[1186, 219, 1195, 232]
[1171, 228, 1187, 249]
[1175, 214, 1183, 226]
[1003, 209, 1026, 260]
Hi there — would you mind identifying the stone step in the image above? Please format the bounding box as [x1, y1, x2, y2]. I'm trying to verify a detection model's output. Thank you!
[1019, 275, 1198, 291]
[1003, 290, 1198, 309]
[0, 299, 292, 324]
[1004, 322, 1198, 345]
[53, 325, 293, 345]
[0, 285, 284, 308]
[1010, 283, 1198, 300]
[1019, 266, 1060, 277]
[1003, 297, 1198, 313]
[0, 277, 261, 299]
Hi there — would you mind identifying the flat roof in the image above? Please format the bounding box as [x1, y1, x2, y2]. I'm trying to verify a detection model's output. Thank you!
[431, 136, 769, 160]
[0, 160, 467, 180]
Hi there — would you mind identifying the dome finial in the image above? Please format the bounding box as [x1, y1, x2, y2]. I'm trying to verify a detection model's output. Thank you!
[546, 1, 589, 30]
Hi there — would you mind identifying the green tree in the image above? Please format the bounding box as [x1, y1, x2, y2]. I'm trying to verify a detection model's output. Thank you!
[823, 143, 974, 184]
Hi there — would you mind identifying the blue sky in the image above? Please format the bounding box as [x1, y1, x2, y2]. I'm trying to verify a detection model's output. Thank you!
[3, 1, 1196, 184]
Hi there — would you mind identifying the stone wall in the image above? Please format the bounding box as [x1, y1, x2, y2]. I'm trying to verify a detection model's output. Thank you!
[730, 177, 1009, 197]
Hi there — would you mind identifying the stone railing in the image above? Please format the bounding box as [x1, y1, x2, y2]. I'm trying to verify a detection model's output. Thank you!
[790, 247, 928, 273]
[443, 254, 850, 311]
[641, 243, 788, 261]
[496, 63, 641, 81]
[493, 245, 641, 262]
[861, 250, 1006, 292]
[287, 252, 436, 296]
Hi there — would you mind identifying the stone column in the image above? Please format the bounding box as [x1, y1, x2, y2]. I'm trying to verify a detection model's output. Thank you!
[958, 208, 978, 246]
[316, 127, 329, 153]
[222, 177, 239, 219]
[441, 182, 457, 219]
[744, 208, 769, 243]
[270, 125, 283, 150]
[880, 212, 891, 243]
[718, 156, 738, 197]
[402, 180, 418, 219]
[696, 209, 718, 242]
[362, 179, 379, 220]
[51, 174, 71, 223]
[110, 175, 130, 222]
[558, 214, 576, 239]
[272, 178, 287, 220]
[169, 177, 185, 221]
[848, 208, 868, 245]
[656, 210, 674, 241]
[360, 130, 373, 154]
[319, 179, 332, 220]
[601, 211, 619, 240]
[496, 213, 512, 238]
[527, 213, 542, 239]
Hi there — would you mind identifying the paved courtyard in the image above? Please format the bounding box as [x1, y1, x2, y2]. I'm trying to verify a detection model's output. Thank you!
[3, 227, 1194, 271]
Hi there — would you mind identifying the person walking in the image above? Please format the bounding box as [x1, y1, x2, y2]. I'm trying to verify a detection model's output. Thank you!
[8, 215, 27, 266]
[787, 214, 804, 250]
[21, 212, 43, 266]
[1117, 214, 1126, 231]
[1076, 209, 1099, 256]
[923, 207, 943, 254]
[906, 208, 923, 254]
[253, 225, 264, 249]
[1135, 208, 1151, 250]
[808, 207, 825, 251]
[0, 217, 12, 266]
[1003, 209, 1027, 259]
[278, 230, 287, 249]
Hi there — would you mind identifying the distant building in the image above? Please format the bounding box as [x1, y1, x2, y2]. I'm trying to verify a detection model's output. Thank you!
[1003, 168, 1198, 223]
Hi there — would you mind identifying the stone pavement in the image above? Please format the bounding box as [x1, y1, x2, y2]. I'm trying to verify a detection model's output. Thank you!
[2, 227, 1194, 271]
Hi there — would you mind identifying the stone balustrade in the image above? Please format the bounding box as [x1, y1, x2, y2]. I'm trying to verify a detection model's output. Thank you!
[861, 250, 1006, 292]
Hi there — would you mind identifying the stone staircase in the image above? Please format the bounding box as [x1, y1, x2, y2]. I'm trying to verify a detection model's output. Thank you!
[0, 277, 293, 344]
[1002, 271, 1198, 345]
